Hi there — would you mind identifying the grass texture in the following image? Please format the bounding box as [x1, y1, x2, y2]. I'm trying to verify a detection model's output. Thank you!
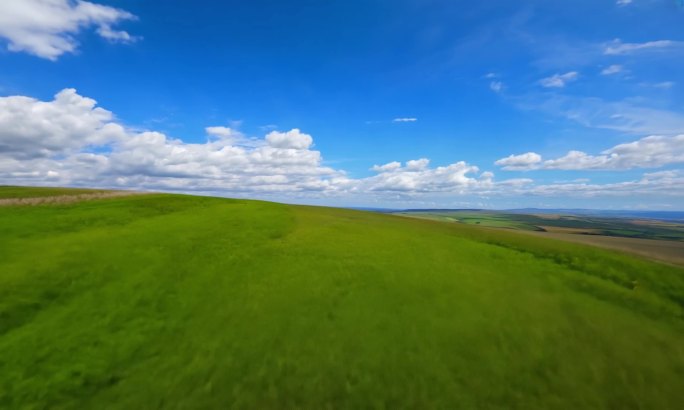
[1, 189, 683, 409]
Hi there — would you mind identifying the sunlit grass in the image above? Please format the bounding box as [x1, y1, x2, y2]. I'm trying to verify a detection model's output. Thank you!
[1, 188, 683, 408]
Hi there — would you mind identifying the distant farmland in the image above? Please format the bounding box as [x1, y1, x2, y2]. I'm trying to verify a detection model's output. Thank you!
[520, 230, 684, 266]
[2, 187, 684, 409]
[394, 209, 684, 266]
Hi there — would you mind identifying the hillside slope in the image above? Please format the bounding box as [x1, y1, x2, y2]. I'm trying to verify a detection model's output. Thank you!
[1, 189, 683, 409]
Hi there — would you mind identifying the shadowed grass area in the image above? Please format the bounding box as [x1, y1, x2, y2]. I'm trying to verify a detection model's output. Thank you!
[1, 189, 683, 408]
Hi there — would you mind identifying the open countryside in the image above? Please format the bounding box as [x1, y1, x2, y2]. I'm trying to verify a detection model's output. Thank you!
[1, 1, 684, 408]
[393, 210, 684, 266]
[1, 187, 684, 408]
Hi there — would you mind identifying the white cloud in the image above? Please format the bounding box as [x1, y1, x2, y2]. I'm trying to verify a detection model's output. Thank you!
[489, 81, 504, 92]
[643, 170, 679, 180]
[527, 171, 684, 198]
[601, 64, 623, 75]
[97, 25, 137, 43]
[406, 158, 430, 170]
[497, 178, 534, 187]
[0, 0, 138, 60]
[371, 161, 401, 172]
[0, 90, 509, 197]
[0, 89, 342, 194]
[603, 39, 682, 55]
[2, 89, 683, 203]
[497, 135, 684, 171]
[601, 135, 684, 168]
[205, 126, 240, 140]
[265, 129, 313, 150]
[616, 0, 633, 6]
[392, 118, 417, 123]
[0, 88, 125, 159]
[365, 159, 483, 193]
[494, 152, 542, 171]
[539, 71, 579, 88]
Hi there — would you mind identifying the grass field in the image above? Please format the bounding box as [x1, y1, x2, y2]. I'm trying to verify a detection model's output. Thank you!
[2, 187, 684, 408]
[396, 211, 541, 231]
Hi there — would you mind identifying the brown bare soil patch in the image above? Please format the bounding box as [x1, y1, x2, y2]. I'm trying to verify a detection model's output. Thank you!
[532, 214, 562, 220]
[521, 230, 684, 266]
[539, 226, 603, 235]
[630, 219, 684, 229]
[0, 191, 146, 207]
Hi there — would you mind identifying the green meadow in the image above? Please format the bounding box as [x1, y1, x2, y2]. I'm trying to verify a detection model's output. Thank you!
[1, 188, 684, 409]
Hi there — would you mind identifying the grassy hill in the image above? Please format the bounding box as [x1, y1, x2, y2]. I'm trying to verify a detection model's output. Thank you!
[1, 188, 684, 409]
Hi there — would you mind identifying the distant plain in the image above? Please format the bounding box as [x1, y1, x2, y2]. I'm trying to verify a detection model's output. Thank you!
[394, 210, 684, 266]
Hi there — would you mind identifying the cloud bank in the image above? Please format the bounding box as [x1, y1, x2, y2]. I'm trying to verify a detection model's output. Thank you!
[1, 89, 682, 203]
[496, 135, 684, 171]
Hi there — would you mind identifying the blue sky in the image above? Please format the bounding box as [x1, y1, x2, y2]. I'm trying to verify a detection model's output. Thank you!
[0, 0, 683, 209]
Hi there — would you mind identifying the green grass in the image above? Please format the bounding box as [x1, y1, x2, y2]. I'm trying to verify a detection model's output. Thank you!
[459, 217, 537, 230]
[1, 189, 684, 408]
[398, 212, 542, 231]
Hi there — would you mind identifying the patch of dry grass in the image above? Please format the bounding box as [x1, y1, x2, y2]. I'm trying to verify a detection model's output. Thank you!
[522, 230, 684, 266]
[540, 226, 603, 235]
[0, 191, 146, 207]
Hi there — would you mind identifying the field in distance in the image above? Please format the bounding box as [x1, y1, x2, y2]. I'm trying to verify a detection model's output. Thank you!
[393, 210, 684, 266]
[1, 187, 684, 408]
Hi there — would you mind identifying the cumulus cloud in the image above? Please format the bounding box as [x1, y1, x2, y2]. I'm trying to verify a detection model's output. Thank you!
[204, 125, 263, 148]
[0, 0, 138, 60]
[265, 129, 313, 150]
[0, 88, 125, 159]
[494, 152, 542, 171]
[2, 89, 683, 202]
[0, 90, 506, 197]
[366, 159, 483, 193]
[371, 161, 401, 172]
[603, 39, 682, 55]
[497, 135, 684, 171]
[205, 126, 239, 140]
[598, 135, 684, 168]
[539, 71, 579, 88]
[0, 89, 343, 194]
[406, 158, 430, 170]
